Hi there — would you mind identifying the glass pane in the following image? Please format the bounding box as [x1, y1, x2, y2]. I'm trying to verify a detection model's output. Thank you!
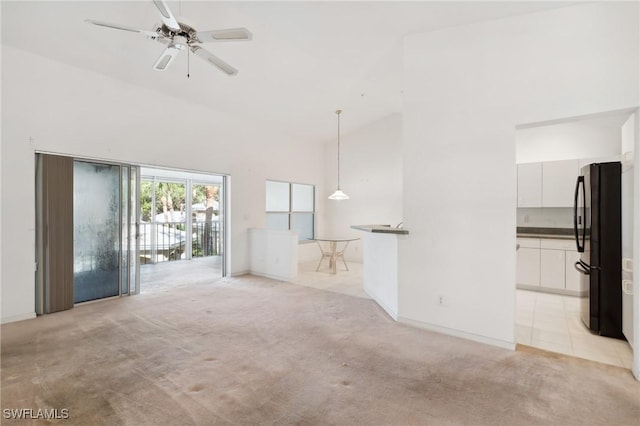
[292, 213, 314, 240]
[266, 181, 290, 211]
[121, 167, 129, 294]
[73, 161, 121, 303]
[139, 180, 152, 264]
[292, 183, 314, 212]
[153, 181, 187, 262]
[266, 213, 289, 230]
[154, 181, 186, 224]
[192, 184, 220, 257]
[130, 166, 138, 293]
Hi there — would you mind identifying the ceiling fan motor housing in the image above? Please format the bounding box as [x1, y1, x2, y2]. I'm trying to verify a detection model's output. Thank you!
[160, 22, 199, 45]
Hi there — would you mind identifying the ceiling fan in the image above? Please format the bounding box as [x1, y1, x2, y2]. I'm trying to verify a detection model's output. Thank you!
[86, 0, 251, 76]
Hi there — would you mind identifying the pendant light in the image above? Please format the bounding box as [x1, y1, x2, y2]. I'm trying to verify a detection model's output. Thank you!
[329, 109, 349, 200]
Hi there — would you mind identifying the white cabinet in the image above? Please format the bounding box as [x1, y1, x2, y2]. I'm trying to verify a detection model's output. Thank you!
[517, 248, 541, 286]
[541, 160, 581, 207]
[517, 237, 584, 295]
[517, 163, 542, 207]
[517, 238, 541, 287]
[517, 160, 580, 208]
[565, 251, 583, 293]
[540, 249, 565, 289]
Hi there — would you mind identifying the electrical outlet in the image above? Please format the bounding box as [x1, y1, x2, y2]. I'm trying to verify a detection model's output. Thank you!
[437, 295, 447, 307]
[524, 215, 529, 223]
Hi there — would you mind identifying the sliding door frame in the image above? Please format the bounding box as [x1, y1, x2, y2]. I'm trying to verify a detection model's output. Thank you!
[35, 152, 141, 311]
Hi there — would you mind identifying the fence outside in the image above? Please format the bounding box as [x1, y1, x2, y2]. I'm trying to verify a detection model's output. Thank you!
[139, 221, 220, 264]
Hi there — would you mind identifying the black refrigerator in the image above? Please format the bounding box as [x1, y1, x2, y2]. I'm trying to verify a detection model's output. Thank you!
[573, 162, 623, 339]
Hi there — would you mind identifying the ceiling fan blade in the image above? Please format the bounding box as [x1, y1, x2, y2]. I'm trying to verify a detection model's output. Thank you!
[85, 19, 159, 38]
[190, 46, 238, 76]
[152, 0, 180, 31]
[195, 28, 252, 42]
[153, 45, 181, 71]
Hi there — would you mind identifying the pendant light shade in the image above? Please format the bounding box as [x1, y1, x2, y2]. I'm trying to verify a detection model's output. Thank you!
[328, 188, 349, 200]
[329, 109, 349, 200]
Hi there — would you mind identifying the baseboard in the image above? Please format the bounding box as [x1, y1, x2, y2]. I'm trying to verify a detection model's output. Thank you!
[363, 286, 398, 321]
[1, 312, 36, 324]
[230, 270, 249, 277]
[397, 316, 516, 351]
[516, 284, 585, 297]
[248, 271, 294, 283]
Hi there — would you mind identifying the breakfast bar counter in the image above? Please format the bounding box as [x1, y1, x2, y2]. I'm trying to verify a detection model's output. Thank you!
[351, 224, 409, 320]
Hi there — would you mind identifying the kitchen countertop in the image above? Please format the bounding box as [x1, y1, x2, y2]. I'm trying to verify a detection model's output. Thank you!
[351, 224, 409, 235]
[517, 227, 575, 240]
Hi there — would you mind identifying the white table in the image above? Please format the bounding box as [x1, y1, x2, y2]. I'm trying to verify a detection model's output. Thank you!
[313, 237, 359, 274]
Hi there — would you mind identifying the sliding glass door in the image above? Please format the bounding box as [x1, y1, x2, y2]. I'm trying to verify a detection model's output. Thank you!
[36, 154, 140, 312]
[73, 161, 121, 303]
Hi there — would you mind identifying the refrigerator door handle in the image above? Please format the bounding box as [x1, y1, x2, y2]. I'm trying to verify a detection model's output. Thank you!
[573, 176, 585, 252]
[574, 260, 590, 275]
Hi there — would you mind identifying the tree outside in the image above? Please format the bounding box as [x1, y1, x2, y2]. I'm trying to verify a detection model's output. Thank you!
[140, 179, 221, 260]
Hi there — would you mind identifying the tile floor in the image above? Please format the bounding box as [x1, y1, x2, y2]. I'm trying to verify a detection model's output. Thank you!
[516, 289, 633, 368]
[293, 261, 369, 299]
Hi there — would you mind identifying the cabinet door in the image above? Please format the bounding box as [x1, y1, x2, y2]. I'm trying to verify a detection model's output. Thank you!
[517, 163, 542, 207]
[517, 247, 540, 286]
[540, 249, 565, 290]
[542, 160, 580, 207]
[565, 251, 583, 293]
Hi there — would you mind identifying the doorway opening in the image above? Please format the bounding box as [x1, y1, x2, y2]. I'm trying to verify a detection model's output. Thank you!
[138, 167, 226, 293]
[514, 109, 635, 369]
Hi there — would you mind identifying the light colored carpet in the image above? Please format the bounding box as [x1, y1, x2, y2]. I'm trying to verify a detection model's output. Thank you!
[1, 274, 639, 425]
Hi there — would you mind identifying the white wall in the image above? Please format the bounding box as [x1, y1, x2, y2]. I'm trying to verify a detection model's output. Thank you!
[324, 113, 403, 262]
[401, 2, 639, 348]
[516, 113, 627, 164]
[0, 47, 326, 323]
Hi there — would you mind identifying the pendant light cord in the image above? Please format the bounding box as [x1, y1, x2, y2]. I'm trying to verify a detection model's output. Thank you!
[336, 109, 342, 189]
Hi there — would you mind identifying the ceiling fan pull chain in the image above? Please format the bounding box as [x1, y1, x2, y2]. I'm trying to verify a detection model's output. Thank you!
[187, 47, 190, 79]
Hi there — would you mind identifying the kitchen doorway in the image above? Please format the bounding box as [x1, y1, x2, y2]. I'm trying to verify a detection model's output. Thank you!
[514, 109, 636, 369]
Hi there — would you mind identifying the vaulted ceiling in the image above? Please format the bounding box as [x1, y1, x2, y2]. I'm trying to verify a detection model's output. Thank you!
[2, 1, 577, 143]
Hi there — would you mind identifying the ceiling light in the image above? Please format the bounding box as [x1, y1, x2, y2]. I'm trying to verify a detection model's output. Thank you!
[329, 110, 349, 200]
